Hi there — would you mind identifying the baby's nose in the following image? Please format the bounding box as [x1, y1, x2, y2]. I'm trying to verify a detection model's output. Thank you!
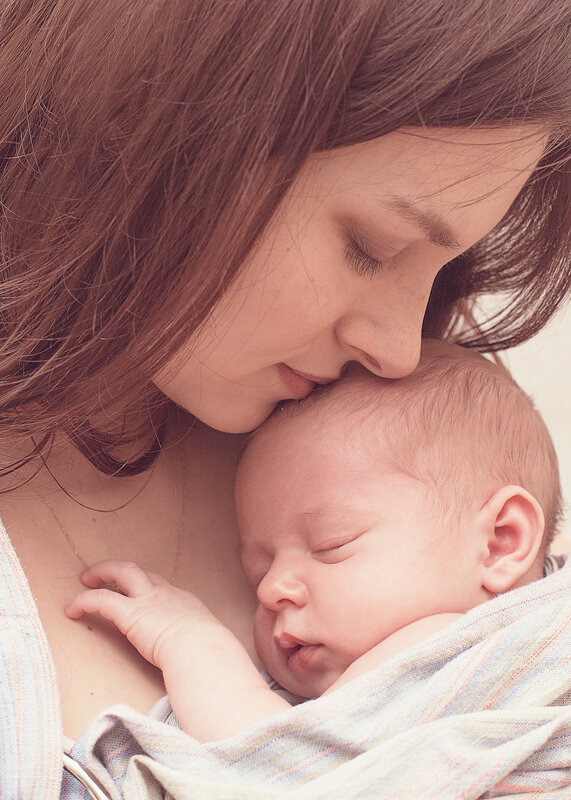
[257, 571, 308, 610]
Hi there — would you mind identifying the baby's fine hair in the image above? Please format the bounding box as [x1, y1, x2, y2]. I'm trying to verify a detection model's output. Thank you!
[276, 340, 563, 547]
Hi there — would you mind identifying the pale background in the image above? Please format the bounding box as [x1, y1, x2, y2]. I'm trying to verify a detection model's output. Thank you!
[486, 301, 570, 554]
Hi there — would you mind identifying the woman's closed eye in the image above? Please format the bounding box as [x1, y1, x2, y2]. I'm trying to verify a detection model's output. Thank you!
[344, 240, 384, 279]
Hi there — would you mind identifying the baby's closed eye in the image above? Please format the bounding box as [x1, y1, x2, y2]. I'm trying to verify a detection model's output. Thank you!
[312, 532, 365, 563]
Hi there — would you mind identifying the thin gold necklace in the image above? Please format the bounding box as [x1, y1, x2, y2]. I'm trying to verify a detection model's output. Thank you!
[35, 455, 187, 585]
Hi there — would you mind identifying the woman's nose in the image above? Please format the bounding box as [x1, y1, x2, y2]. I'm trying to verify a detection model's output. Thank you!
[257, 568, 308, 611]
[335, 268, 437, 379]
[336, 312, 423, 379]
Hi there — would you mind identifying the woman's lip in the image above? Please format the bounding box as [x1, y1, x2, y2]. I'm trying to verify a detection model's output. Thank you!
[277, 364, 316, 400]
[277, 364, 337, 400]
[289, 368, 338, 385]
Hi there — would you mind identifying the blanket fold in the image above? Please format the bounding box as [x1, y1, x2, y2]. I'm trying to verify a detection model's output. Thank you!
[63, 558, 571, 800]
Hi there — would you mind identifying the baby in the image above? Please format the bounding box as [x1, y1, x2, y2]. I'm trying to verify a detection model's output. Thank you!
[66, 340, 563, 742]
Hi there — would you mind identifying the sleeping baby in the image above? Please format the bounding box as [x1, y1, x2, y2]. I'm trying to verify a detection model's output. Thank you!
[66, 340, 563, 742]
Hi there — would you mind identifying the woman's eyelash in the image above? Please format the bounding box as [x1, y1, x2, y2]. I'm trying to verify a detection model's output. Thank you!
[344, 240, 384, 278]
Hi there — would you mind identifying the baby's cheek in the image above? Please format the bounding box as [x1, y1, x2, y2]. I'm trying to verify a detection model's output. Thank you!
[253, 606, 275, 671]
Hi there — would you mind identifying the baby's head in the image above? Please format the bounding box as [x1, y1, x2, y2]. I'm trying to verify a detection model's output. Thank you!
[235, 340, 562, 697]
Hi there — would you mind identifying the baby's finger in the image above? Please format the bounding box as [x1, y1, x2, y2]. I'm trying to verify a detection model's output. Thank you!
[145, 570, 170, 587]
[65, 587, 132, 623]
[80, 560, 154, 597]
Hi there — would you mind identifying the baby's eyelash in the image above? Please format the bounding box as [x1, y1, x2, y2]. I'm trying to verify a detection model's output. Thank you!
[344, 240, 384, 278]
[314, 541, 348, 554]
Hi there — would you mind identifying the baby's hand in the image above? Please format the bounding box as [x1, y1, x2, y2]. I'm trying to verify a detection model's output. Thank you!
[66, 560, 230, 671]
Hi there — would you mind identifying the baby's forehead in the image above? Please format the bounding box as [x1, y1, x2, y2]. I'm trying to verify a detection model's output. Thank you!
[239, 385, 405, 495]
[243, 391, 363, 461]
[261, 378, 391, 436]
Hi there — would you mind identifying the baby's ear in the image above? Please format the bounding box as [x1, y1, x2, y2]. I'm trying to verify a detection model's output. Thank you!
[479, 485, 545, 595]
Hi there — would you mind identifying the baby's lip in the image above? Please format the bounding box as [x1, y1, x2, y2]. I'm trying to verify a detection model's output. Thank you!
[274, 633, 325, 674]
[274, 632, 308, 651]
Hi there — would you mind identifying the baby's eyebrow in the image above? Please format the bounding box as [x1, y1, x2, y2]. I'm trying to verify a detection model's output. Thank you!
[301, 504, 364, 522]
[301, 504, 342, 519]
[301, 506, 327, 518]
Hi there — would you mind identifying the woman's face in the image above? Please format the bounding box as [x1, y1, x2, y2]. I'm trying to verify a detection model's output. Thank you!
[153, 127, 545, 432]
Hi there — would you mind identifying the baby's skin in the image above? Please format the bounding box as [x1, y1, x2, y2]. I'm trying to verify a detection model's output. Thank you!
[66, 352, 549, 740]
[66, 560, 460, 742]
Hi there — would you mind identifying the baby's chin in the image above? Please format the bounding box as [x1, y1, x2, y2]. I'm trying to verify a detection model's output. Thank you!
[265, 652, 344, 700]
[277, 670, 340, 700]
[255, 622, 347, 698]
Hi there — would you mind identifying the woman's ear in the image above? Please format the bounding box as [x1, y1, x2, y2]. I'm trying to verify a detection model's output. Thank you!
[479, 485, 545, 595]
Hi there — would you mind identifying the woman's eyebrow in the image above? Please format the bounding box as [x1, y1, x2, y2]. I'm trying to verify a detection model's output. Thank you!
[383, 195, 461, 251]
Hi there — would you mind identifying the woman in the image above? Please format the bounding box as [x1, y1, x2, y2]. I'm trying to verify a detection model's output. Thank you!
[0, 1, 568, 796]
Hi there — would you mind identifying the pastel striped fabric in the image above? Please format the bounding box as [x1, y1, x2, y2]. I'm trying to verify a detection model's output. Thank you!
[0, 522, 62, 799]
[65, 557, 571, 799]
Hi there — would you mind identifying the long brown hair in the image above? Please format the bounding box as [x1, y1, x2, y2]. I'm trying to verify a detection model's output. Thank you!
[0, 0, 569, 472]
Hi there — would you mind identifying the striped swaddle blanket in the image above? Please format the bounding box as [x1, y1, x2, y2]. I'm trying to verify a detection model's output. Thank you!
[67, 557, 571, 799]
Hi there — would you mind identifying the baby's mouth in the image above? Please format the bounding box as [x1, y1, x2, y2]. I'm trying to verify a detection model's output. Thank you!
[274, 632, 306, 653]
[274, 632, 323, 672]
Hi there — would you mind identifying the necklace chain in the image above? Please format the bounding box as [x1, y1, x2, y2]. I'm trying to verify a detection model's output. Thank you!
[35, 454, 186, 585]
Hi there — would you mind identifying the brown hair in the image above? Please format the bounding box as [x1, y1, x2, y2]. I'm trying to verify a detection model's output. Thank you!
[279, 341, 562, 547]
[0, 0, 569, 473]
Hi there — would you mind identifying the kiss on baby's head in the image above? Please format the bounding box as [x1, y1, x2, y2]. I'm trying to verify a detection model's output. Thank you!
[241, 339, 561, 554]
[234, 340, 562, 698]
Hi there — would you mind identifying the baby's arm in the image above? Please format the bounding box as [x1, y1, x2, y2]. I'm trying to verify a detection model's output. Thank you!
[324, 613, 463, 695]
[66, 561, 290, 741]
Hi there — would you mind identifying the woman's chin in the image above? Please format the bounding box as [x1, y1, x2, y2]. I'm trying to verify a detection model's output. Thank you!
[180, 398, 280, 434]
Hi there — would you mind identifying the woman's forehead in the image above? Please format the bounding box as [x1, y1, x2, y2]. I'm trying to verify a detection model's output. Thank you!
[303, 127, 546, 204]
